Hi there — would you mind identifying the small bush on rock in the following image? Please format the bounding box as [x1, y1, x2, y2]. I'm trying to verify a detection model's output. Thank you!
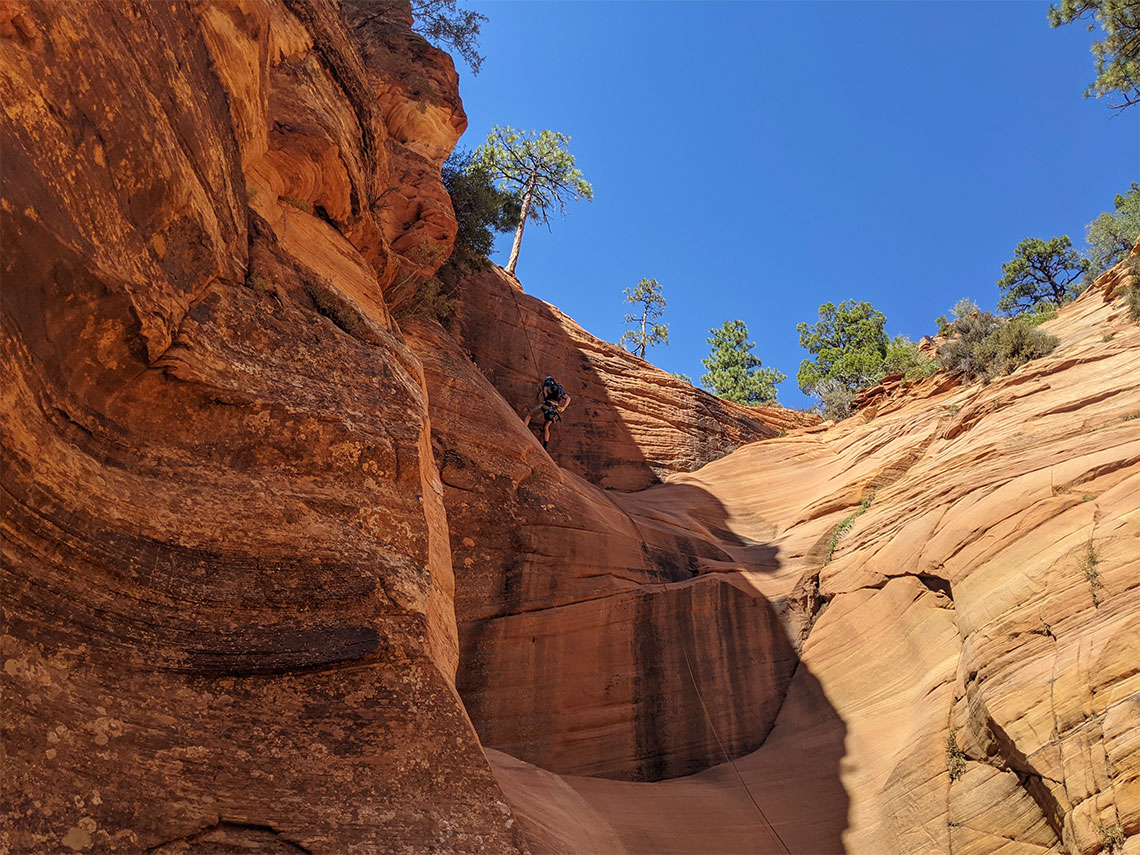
[945, 728, 967, 782]
[397, 277, 457, 323]
[810, 378, 858, 422]
[1127, 283, 1140, 321]
[940, 312, 1058, 382]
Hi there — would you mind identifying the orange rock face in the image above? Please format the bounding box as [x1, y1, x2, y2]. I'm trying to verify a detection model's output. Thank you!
[480, 274, 1140, 855]
[447, 265, 816, 490]
[403, 314, 805, 782]
[4, 0, 1138, 852]
[1, 2, 521, 852]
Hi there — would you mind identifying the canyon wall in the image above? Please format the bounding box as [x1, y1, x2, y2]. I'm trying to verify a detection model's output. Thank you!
[1, 2, 525, 851]
[446, 265, 813, 491]
[483, 272, 1140, 855]
[3, 2, 1138, 854]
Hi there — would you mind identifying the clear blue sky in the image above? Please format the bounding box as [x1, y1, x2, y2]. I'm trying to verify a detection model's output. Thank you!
[451, 1, 1138, 408]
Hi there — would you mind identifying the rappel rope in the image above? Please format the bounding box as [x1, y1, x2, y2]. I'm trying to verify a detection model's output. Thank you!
[506, 275, 543, 386]
[507, 266, 790, 852]
[655, 581, 793, 855]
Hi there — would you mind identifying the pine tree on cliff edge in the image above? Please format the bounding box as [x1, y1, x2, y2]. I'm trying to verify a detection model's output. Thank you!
[701, 320, 785, 405]
[620, 278, 669, 359]
[473, 126, 593, 276]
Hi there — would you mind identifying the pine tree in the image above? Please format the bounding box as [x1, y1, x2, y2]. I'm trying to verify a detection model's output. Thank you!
[700, 320, 785, 405]
[1049, 0, 1140, 111]
[619, 278, 668, 359]
[796, 300, 888, 396]
[996, 236, 1090, 314]
[473, 126, 593, 275]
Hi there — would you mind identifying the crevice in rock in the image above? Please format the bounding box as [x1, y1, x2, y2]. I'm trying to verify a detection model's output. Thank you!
[915, 573, 954, 601]
[145, 819, 313, 854]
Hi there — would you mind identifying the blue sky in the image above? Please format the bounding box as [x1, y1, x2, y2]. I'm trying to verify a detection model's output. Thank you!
[451, 1, 1138, 408]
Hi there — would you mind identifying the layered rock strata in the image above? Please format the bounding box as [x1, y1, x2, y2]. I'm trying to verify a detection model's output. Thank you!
[403, 316, 806, 782]
[477, 274, 1140, 855]
[1, 2, 525, 852]
[4, 0, 1138, 853]
[447, 265, 815, 490]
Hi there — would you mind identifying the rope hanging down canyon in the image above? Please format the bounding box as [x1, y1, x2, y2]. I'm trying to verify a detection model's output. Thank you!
[674, 607, 793, 855]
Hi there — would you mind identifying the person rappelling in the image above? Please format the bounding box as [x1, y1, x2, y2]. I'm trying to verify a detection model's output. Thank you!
[525, 376, 571, 449]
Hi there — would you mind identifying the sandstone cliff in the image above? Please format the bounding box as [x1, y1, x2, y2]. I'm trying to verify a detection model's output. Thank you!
[480, 270, 1140, 855]
[444, 265, 813, 490]
[3, 2, 1139, 854]
[1, 2, 523, 852]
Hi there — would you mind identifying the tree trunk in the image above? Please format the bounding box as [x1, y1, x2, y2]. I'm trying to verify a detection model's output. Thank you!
[505, 173, 536, 276]
[638, 308, 647, 359]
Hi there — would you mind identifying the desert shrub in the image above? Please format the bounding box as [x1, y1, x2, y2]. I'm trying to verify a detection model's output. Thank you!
[939, 312, 1002, 379]
[975, 320, 1059, 378]
[1097, 822, 1126, 853]
[945, 728, 967, 782]
[246, 272, 272, 293]
[304, 279, 364, 337]
[810, 378, 858, 422]
[1084, 540, 1101, 607]
[282, 195, 311, 213]
[951, 297, 981, 320]
[1098, 822, 1126, 853]
[396, 277, 457, 323]
[940, 312, 1058, 382]
[882, 335, 938, 380]
[1021, 301, 1059, 327]
[1127, 283, 1140, 321]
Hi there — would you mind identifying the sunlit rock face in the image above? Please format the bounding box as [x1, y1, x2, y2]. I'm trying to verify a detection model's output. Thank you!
[445, 264, 817, 491]
[4, 0, 1138, 852]
[457, 270, 1140, 855]
[1, 1, 525, 852]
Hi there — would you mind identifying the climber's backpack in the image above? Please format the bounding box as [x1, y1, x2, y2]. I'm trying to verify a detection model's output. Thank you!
[542, 377, 563, 402]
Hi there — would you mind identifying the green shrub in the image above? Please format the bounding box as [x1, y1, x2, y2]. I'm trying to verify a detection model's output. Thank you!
[946, 728, 967, 782]
[882, 335, 938, 380]
[974, 320, 1060, 378]
[1127, 283, 1140, 322]
[940, 312, 1002, 379]
[940, 312, 1059, 382]
[1021, 302, 1059, 327]
[826, 515, 855, 564]
[825, 494, 872, 563]
[396, 277, 457, 323]
[1097, 822, 1125, 853]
